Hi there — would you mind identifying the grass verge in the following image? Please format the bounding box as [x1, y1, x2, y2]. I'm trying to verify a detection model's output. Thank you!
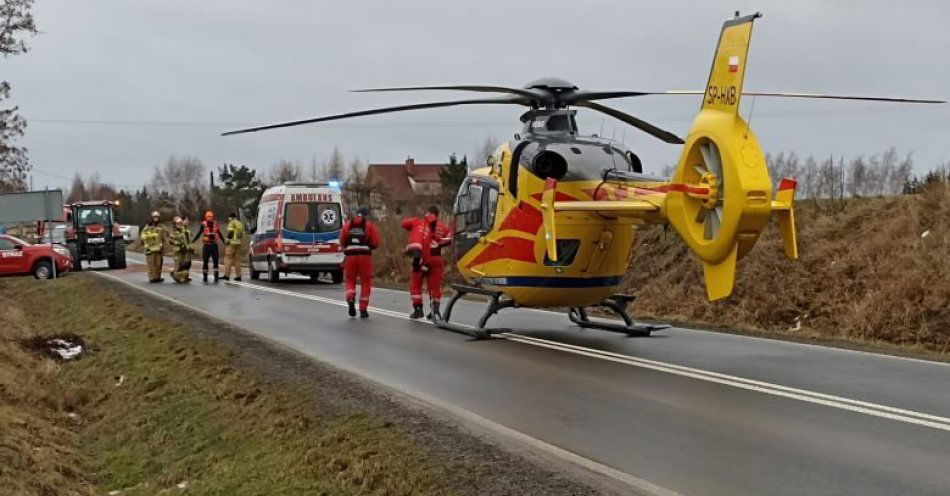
[0, 274, 598, 496]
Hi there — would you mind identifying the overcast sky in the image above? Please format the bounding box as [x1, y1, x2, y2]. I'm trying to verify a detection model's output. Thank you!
[5, 0, 949, 191]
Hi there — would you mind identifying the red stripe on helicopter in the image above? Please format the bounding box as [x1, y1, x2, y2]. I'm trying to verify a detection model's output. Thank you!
[666, 183, 710, 195]
[466, 237, 536, 268]
[498, 202, 543, 235]
[581, 186, 631, 200]
[778, 178, 798, 191]
[530, 191, 580, 202]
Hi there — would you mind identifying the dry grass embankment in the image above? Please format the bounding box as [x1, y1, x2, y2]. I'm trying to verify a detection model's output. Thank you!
[626, 183, 950, 354]
[0, 275, 596, 496]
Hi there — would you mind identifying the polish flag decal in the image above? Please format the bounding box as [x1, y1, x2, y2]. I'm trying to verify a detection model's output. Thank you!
[728, 56, 740, 72]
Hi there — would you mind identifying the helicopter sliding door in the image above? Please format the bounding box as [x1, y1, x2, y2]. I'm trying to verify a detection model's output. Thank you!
[452, 177, 499, 265]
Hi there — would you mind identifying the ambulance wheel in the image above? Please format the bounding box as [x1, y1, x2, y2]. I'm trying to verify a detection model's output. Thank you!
[248, 255, 260, 280]
[267, 257, 280, 283]
[329, 270, 343, 284]
[309, 272, 321, 283]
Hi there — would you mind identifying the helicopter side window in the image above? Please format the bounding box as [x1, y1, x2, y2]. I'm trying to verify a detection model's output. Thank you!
[453, 180, 499, 236]
[509, 141, 529, 198]
[465, 184, 483, 226]
[484, 188, 498, 228]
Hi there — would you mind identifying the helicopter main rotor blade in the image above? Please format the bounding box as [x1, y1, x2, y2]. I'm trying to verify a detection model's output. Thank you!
[353, 85, 544, 100]
[666, 90, 945, 104]
[222, 96, 528, 136]
[576, 101, 685, 144]
[567, 90, 679, 102]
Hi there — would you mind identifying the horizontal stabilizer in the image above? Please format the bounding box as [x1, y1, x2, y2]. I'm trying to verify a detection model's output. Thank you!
[771, 178, 799, 260]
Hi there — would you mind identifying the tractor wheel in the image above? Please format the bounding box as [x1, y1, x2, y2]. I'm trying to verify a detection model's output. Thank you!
[67, 242, 82, 272]
[33, 260, 54, 280]
[109, 240, 127, 269]
[267, 257, 280, 283]
[248, 255, 260, 280]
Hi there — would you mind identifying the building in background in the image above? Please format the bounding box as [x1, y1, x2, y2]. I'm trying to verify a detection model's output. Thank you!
[366, 157, 446, 216]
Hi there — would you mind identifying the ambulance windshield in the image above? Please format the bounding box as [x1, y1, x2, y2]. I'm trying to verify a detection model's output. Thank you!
[283, 203, 342, 233]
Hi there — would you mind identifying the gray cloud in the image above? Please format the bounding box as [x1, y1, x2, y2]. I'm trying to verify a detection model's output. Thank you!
[6, 0, 948, 190]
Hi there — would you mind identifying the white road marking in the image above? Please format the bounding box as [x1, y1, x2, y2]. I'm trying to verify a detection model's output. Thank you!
[121, 254, 950, 433]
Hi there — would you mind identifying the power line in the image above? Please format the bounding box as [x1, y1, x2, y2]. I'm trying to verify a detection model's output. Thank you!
[25, 103, 941, 131]
[30, 167, 147, 189]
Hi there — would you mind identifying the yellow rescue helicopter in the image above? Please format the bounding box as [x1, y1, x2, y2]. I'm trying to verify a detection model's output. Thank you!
[224, 12, 943, 338]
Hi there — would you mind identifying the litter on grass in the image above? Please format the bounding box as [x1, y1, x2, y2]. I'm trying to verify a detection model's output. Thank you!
[19, 333, 85, 361]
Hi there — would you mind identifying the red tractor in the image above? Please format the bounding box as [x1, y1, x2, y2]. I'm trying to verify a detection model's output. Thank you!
[65, 201, 127, 270]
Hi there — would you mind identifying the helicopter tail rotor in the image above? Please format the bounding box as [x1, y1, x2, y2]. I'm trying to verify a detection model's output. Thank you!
[664, 12, 797, 301]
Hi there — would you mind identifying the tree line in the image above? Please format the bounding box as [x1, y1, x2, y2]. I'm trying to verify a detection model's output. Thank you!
[63, 148, 375, 226]
[659, 147, 948, 201]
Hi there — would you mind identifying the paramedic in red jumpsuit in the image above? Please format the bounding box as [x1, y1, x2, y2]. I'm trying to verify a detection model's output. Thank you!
[339, 207, 380, 318]
[403, 205, 452, 320]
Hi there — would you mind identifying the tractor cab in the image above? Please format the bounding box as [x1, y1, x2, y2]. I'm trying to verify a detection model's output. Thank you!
[65, 201, 126, 271]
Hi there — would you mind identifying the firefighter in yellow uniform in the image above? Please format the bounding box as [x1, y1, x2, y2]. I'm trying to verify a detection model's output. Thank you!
[141, 211, 168, 283]
[221, 212, 244, 281]
[170, 216, 194, 283]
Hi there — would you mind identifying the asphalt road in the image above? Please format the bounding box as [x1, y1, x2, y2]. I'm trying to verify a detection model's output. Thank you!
[98, 255, 950, 496]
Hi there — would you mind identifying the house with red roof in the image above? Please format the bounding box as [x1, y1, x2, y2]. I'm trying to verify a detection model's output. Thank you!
[365, 157, 446, 214]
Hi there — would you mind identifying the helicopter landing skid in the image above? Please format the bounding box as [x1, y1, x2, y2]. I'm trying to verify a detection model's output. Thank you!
[567, 295, 669, 337]
[434, 284, 515, 340]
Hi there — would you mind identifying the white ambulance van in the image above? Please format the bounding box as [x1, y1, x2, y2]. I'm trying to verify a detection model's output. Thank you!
[248, 182, 345, 283]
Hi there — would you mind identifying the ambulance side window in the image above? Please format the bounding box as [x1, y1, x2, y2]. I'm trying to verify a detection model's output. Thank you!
[257, 202, 278, 233]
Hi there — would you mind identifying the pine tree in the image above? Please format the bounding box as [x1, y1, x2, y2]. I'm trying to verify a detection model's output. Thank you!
[0, 0, 37, 192]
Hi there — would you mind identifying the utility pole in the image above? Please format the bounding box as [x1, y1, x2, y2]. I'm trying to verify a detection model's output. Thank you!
[209, 171, 215, 210]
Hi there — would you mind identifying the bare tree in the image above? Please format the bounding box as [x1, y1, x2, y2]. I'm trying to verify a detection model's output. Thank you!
[344, 157, 374, 209]
[798, 156, 817, 199]
[0, 0, 37, 192]
[67, 173, 88, 203]
[268, 159, 302, 185]
[890, 151, 913, 195]
[848, 155, 866, 197]
[66, 172, 117, 202]
[474, 136, 501, 168]
[320, 146, 345, 182]
[150, 155, 207, 219]
[309, 156, 321, 182]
